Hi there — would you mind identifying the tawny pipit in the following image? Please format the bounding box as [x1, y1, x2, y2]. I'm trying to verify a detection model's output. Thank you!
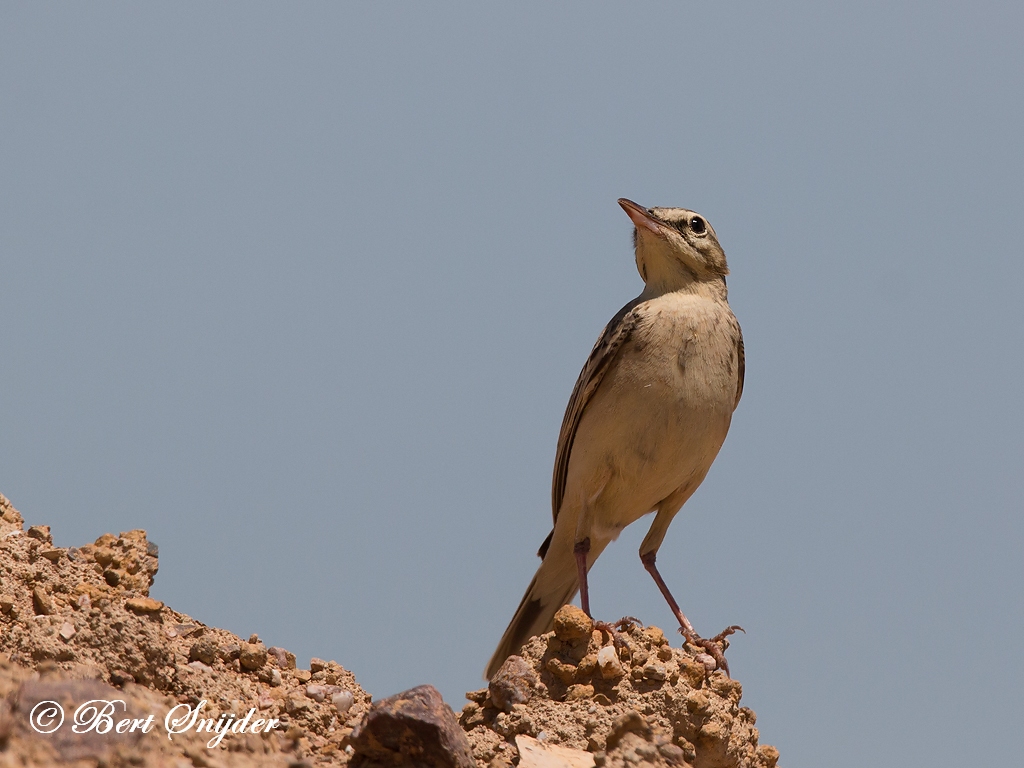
[486, 199, 744, 679]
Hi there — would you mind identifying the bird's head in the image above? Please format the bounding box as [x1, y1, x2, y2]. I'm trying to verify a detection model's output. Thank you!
[618, 198, 728, 292]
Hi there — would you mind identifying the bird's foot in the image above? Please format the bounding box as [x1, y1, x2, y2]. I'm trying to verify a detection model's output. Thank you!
[680, 625, 745, 677]
[594, 617, 643, 649]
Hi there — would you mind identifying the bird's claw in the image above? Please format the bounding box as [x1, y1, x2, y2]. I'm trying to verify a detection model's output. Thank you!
[594, 617, 642, 649]
[678, 624, 745, 678]
[710, 625, 744, 644]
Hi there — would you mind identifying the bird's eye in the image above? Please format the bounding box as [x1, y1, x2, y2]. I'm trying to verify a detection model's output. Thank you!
[690, 217, 707, 235]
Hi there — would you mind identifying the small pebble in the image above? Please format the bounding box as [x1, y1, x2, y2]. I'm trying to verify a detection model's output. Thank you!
[695, 653, 717, 672]
[188, 661, 212, 672]
[285, 697, 310, 715]
[597, 645, 624, 679]
[565, 684, 594, 701]
[268, 646, 297, 669]
[332, 690, 354, 714]
[59, 622, 76, 641]
[306, 684, 327, 702]
[220, 642, 241, 660]
[31, 587, 54, 616]
[240, 642, 268, 671]
[489, 655, 538, 711]
[125, 597, 164, 614]
[27, 526, 52, 543]
[643, 662, 668, 681]
[552, 605, 593, 641]
[189, 638, 219, 665]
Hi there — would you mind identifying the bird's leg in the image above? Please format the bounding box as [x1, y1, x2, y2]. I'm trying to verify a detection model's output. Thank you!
[574, 537, 637, 649]
[574, 537, 592, 616]
[640, 550, 743, 676]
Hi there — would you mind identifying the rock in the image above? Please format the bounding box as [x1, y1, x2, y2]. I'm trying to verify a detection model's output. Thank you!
[643, 662, 668, 681]
[756, 745, 781, 767]
[597, 645, 624, 679]
[220, 642, 242, 661]
[546, 656, 577, 684]
[40, 549, 64, 562]
[678, 658, 706, 688]
[189, 638, 220, 665]
[605, 711, 653, 751]
[26, 526, 51, 543]
[310, 657, 327, 672]
[465, 688, 489, 704]
[58, 622, 76, 641]
[268, 646, 297, 669]
[516, 735, 595, 768]
[489, 655, 539, 712]
[306, 684, 327, 702]
[553, 605, 594, 642]
[285, 697, 310, 715]
[644, 626, 667, 646]
[31, 587, 54, 615]
[239, 642, 267, 671]
[0, 595, 14, 614]
[350, 684, 474, 768]
[333, 689, 355, 714]
[125, 597, 164, 614]
[565, 684, 594, 701]
[93, 547, 115, 567]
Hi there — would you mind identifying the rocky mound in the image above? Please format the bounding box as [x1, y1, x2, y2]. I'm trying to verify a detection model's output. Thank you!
[0, 493, 371, 766]
[461, 606, 778, 768]
[0, 492, 779, 767]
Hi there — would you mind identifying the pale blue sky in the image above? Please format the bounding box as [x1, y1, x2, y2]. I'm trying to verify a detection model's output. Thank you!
[2, 4, 1022, 766]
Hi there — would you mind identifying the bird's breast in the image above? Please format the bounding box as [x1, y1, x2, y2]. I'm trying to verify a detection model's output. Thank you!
[618, 297, 741, 415]
[564, 295, 740, 522]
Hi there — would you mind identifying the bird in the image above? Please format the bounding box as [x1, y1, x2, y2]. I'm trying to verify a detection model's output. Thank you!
[485, 198, 745, 680]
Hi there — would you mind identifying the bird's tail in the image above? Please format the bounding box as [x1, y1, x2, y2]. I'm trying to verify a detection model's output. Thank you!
[485, 536, 608, 680]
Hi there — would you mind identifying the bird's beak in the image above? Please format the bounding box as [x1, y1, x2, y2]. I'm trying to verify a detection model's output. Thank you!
[618, 198, 668, 237]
